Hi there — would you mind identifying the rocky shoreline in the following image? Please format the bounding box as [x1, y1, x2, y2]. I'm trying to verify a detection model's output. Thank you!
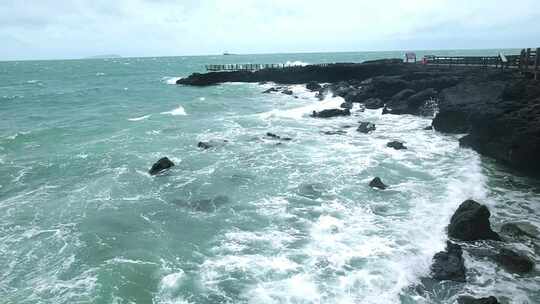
[172, 60, 539, 301]
[179, 60, 540, 178]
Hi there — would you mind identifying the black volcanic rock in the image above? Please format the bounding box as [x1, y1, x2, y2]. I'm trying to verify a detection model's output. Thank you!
[363, 98, 385, 109]
[458, 296, 499, 304]
[387, 141, 407, 150]
[369, 177, 387, 190]
[311, 108, 351, 118]
[357, 122, 376, 133]
[149, 157, 175, 175]
[198, 141, 212, 149]
[493, 248, 534, 274]
[282, 89, 293, 95]
[430, 241, 466, 282]
[306, 81, 322, 91]
[177, 62, 411, 86]
[448, 200, 500, 241]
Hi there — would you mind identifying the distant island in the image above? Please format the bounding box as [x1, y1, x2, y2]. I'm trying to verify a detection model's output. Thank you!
[85, 54, 122, 59]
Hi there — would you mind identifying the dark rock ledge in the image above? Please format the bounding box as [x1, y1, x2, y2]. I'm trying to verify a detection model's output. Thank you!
[178, 61, 540, 177]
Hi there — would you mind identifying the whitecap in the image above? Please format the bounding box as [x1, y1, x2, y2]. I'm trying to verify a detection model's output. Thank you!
[95, 72, 106, 76]
[161, 105, 187, 116]
[128, 114, 151, 121]
[259, 94, 344, 120]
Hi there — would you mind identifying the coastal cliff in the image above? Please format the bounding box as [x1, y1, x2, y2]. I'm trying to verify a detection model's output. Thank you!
[178, 62, 540, 177]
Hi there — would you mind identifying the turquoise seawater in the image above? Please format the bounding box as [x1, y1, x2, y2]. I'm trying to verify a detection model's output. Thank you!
[0, 51, 538, 304]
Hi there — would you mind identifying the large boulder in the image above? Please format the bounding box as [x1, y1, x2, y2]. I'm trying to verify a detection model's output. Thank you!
[448, 200, 500, 241]
[387, 141, 407, 150]
[369, 177, 387, 190]
[357, 122, 376, 133]
[311, 108, 351, 118]
[458, 296, 499, 304]
[493, 248, 534, 274]
[430, 241, 466, 282]
[149, 157, 175, 175]
[386, 88, 438, 115]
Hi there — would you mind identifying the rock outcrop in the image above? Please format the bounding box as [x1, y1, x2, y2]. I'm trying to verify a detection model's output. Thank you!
[430, 241, 466, 282]
[357, 122, 376, 133]
[149, 157, 175, 175]
[433, 78, 540, 176]
[369, 177, 388, 190]
[311, 108, 351, 118]
[387, 141, 407, 150]
[448, 200, 500, 241]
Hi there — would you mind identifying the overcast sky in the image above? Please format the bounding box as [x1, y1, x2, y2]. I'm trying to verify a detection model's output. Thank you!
[1, 0, 539, 60]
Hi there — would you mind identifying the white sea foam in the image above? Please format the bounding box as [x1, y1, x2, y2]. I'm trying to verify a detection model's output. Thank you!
[163, 77, 183, 85]
[128, 114, 151, 121]
[161, 105, 187, 116]
[95, 72, 106, 76]
[259, 94, 344, 120]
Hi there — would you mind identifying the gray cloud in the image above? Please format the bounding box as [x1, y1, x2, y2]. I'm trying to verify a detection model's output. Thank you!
[1, 0, 539, 60]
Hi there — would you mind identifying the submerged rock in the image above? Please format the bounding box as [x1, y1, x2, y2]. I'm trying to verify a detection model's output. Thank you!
[266, 132, 292, 141]
[458, 296, 499, 304]
[500, 222, 538, 239]
[149, 157, 175, 175]
[430, 241, 466, 282]
[262, 87, 280, 93]
[493, 248, 534, 274]
[448, 200, 500, 241]
[369, 177, 387, 190]
[387, 141, 407, 150]
[322, 130, 347, 135]
[311, 108, 351, 118]
[198, 141, 213, 149]
[357, 122, 376, 133]
[175, 195, 230, 212]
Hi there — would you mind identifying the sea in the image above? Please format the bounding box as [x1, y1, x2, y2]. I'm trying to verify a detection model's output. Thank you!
[1, 50, 538, 304]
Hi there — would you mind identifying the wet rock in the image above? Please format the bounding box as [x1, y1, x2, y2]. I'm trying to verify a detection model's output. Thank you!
[266, 132, 292, 141]
[448, 200, 500, 241]
[177, 195, 230, 212]
[322, 130, 347, 135]
[311, 108, 351, 118]
[369, 177, 387, 190]
[149, 157, 175, 175]
[458, 296, 499, 304]
[357, 122, 376, 133]
[386, 88, 438, 115]
[306, 81, 322, 91]
[381, 106, 391, 115]
[198, 141, 213, 149]
[282, 89, 293, 95]
[363, 98, 385, 109]
[493, 248, 534, 274]
[430, 241, 466, 282]
[262, 87, 280, 93]
[424, 125, 433, 130]
[387, 141, 407, 150]
[340, 102, 353, 109]
[390, 89, 416, 102]
[500, 222, 538, 239]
